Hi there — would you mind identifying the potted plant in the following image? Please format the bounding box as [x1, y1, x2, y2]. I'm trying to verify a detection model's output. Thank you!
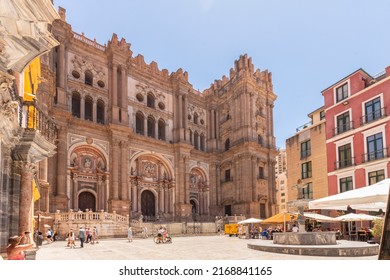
[370, 218, 384, 244]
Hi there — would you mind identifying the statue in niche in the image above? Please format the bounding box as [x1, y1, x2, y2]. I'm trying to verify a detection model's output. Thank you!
[131, 167, 137, 176]
[97, 158, 105, 172]
[190, 173, 197, 186]
[84, 158, 92, 169]
[143, 162, 156, 178]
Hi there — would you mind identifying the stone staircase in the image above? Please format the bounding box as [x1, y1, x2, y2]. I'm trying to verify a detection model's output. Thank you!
[44, 211, 220, 239]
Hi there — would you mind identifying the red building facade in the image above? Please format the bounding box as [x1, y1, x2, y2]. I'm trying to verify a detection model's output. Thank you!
[323, 66, 390, 196]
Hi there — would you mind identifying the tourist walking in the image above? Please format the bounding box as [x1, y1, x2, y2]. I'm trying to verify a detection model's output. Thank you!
[91, 226, 99, 244]
[85, 227, 91, 243]
[67, 229, 75, 248]
[142, 226, 148, 238]
[128, 227, 133, 242]
[78, 226, 85, 248]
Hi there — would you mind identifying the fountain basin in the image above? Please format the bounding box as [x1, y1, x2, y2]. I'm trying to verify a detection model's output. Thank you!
[273, 232, 337, 245]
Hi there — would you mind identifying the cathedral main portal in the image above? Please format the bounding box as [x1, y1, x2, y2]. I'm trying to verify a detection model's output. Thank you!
[78, 191, 96, 212]
[141, 190, 155, 217]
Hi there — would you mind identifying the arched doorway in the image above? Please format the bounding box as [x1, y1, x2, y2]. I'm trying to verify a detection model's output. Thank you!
[190, 200, 197, 214]
[78, 192, 96, 212]
[141, 190, 155, 217]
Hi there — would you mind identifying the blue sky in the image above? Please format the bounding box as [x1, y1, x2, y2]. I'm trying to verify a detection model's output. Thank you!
[54, 0, 390, 148]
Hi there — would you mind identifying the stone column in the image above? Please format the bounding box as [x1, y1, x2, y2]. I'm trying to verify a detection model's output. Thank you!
[97, 175, 103, 211]
[132, 181, 137, 212]
[205, 188, 210, 214]
[111, 141, 120, 200]
[112, 64, 118, 107]
[178, 95, 183, 139]
[121, 66, 128, 124]
[155, 120, 158, 140]
[57, 44, 65, 88]
[56, 127, 67, 201]
[183, 96, 188, 140]
[164, 185, 169, 213]
[80, 95, 85, 120]
[184, 156, 190, 204]
[169, 183, 175, 213]
[16, 162, 35, 233]
[92, 99, 97, 123]
[67, 94, 72, 111]
[120, 141, 128, 200]
[216, 110, 220, 146]
[144, 117, 147, 137]
[72, 174, 78, 210]
[210, 109, 215, 139]
[159, 186, 164, 213]
[252, 156, 257, 202]
[105, 174, 110, 211]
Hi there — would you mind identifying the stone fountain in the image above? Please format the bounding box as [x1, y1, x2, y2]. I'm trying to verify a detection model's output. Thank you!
[273, 199, 337, 245]
[272, 183, 337, 246]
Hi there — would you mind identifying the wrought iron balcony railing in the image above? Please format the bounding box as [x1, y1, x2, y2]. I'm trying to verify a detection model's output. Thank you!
[19, 99, 57, 144]
[360, 107, 387, 126]
[333, 121, 354, 136]
[361, 148, 389, 163]
[334, 157, 355, 170]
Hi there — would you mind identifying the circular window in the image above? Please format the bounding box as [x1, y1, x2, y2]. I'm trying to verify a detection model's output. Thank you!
[97, 80, 105, 88]
[72, 70, 80, 79]
[158, 102, 165, 110]
[136, 94, 144, 102]
[200, 119, 205, 125]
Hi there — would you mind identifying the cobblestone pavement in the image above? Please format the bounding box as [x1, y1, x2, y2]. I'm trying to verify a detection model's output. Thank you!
[35, 235, 378, 260]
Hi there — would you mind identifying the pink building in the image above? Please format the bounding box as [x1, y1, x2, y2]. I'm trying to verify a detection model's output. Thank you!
[322, 66, 390, 196]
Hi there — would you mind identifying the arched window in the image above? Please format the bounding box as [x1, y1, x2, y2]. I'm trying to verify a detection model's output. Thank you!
[225, 138, 230, 151]
[85, 70, 93, 86]
[194, 131, 199, 150]
[85, 95, 93, 121]
[194, 113, 199, 124]
[158, 119, 166, 140]
[147, 115, 156, 138]
[200, 133, 205, 151]
[136, 111, 145, 135]
[147, 93, 155, 108]
[71, 91, 81, 118]
[97, 99, 105, 124]
[189, 130, 193, 145]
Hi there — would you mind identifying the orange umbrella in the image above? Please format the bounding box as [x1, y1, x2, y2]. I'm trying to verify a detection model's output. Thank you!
[261, 212, 297, 224]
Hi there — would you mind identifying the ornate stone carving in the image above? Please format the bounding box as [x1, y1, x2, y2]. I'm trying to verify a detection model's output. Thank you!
[71, 54, 106, 82]
[187, 103, 206, 123]
[142, 161, 156, 178]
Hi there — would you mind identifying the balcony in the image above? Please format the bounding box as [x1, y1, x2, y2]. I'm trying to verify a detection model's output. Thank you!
[361, 148, 389, 163]
[334, 157, 355, 170]
[12, 100, 57, 163]
[360, 107, 387, 126]
[296, 120, 313, 132]
[333, 121, 354, 136]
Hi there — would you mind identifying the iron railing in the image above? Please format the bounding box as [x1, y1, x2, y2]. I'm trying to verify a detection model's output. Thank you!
[334, 157, 355, 170]
[333, 121, 354, 136]
[19, 99, 57, 144]
[361, 148, 389, 163]
[360, 107, 387, 126]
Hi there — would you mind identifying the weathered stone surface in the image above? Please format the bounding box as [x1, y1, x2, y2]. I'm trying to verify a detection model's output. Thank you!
[273, 232, 337, 245]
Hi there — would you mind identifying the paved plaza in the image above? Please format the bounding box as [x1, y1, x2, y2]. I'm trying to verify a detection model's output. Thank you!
[35, 235, 378, 260]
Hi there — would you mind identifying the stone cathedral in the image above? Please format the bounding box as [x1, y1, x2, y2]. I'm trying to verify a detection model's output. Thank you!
[40, 7, 277, 221]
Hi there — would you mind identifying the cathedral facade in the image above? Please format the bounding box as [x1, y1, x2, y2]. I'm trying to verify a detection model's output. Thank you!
[41, 7, 278, 222]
